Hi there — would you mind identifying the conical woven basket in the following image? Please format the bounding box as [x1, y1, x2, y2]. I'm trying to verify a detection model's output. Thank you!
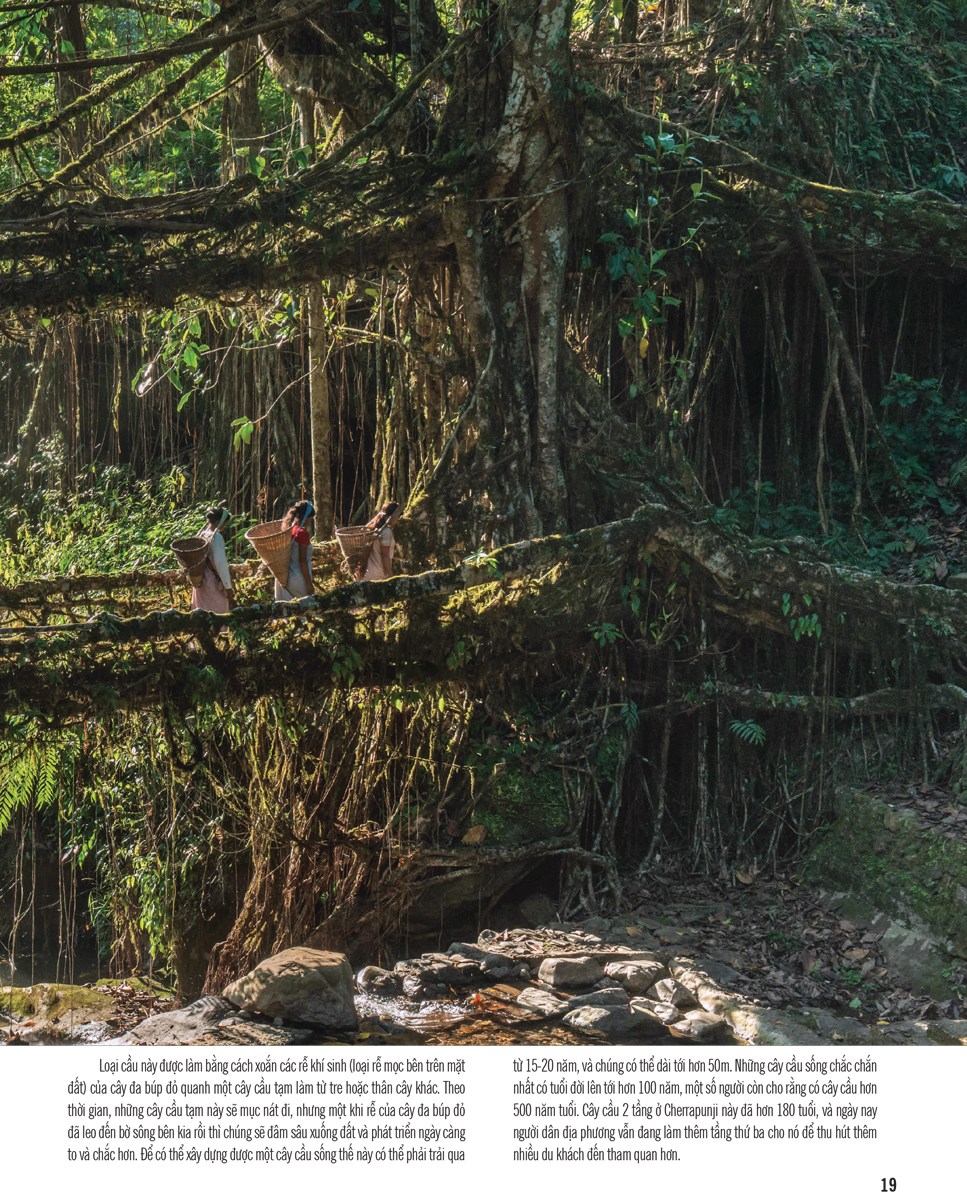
[171, 536, 210, 588]
[335, 525, 375, 579]
[246, 520, 292, 587]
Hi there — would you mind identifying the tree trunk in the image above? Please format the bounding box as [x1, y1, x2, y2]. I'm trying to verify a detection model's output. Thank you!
[53, 6, 92, 168]
[435, 0, 577, 542]
[220, 33, 262, 182]
[15, 333, 57, 493]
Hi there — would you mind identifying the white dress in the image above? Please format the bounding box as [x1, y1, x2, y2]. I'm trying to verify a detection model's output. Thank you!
[361, 527, 395, 581]
[190, 529, 232, 613]
[274, 536, 313, 601]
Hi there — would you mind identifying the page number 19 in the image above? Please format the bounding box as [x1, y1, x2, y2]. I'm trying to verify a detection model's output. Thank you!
[880, 1181, 897, 1193]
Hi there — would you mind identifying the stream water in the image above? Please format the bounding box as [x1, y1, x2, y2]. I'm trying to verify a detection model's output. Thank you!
[0, 950, 104, 990]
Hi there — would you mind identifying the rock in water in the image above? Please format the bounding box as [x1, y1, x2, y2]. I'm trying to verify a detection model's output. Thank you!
[223, 948, 357, 1028]
[356, 965, 399, 996]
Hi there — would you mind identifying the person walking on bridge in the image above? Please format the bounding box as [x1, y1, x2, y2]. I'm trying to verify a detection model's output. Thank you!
[276, 500, 316, 601]
[191, 505, 234, 614]
[358, 501, 401, 582]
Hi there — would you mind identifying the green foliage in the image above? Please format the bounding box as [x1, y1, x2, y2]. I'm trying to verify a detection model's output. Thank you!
[446, 634, 482, 670]
[791, 1, 967, 198]
[714, 58, 763, 137]
[591, 621, 620, 646]
[709, 373, 967, 579]
[0, 465, 254, 582]
[873, 375, 967, 507]
[729, 718, 766, 748]
[597, 128, 711, 372]
[462, 547, 502, 577]
[0, 738, 66, 835]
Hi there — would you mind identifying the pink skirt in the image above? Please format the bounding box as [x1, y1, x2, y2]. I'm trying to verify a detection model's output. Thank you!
[191, 564, 230, 614]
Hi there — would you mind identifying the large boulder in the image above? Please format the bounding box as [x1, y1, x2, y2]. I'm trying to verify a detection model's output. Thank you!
[223, 947, 357, 1028]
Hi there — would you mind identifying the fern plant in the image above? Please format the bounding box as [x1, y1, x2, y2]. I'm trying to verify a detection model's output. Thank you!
[0, 739, 73, 835]
[729, 719, 767, 748]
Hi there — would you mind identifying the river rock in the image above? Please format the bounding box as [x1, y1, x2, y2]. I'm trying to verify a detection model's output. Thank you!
[446, 943, 518, 979]
[568, 986, 630, 1009]
[393, 952, 494, 987]
[402, 974, 442, 1000]
[670, 1009, 730, 1041]
[563, 1005, 648, 1034]
[108, 996, 235, 1045]
[356, 966, 399, 996]
[200, 1018, 313, 1046]
[514, 988, 572, 1017]
[630, 998, 680, 1025]
[222, 947, 357, 1028]
[604, 960, 668, 993]
[538, 956, 603, 989]
[646, 977, 697, 1008]
[694, 958, 743, 986]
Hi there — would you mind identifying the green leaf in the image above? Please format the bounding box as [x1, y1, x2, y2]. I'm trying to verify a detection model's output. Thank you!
[729, 719, 766, 747]
[232, 420, 255, 447]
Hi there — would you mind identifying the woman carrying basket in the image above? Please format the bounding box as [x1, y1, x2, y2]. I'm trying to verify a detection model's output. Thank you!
[276, 499, 316, 601]
[191, 506, 234, 614]
[359, 501, 400, 582]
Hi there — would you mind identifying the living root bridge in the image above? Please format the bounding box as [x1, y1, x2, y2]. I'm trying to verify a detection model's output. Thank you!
[3, 503, 965, 720]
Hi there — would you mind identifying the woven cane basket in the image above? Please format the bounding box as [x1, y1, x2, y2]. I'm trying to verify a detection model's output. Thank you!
[245, 520, 292, 587]
[171, 537, 210, 588]
[335, 525, 375, 579]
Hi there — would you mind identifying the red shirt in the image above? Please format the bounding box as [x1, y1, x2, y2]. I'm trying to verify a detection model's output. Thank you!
[292, 526, 311, 545]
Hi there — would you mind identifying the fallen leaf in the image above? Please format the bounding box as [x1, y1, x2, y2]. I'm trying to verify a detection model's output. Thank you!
[462, 824, 488, 846]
